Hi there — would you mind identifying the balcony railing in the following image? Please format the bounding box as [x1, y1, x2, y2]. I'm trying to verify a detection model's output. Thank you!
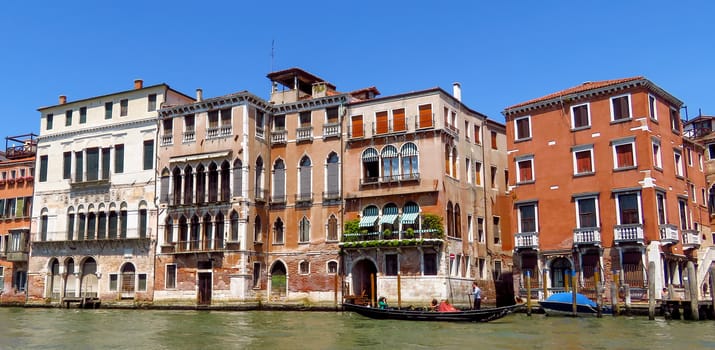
[220, 125, 232, 136]
[173, 239, 225, 253]
[256, 126, 265, 140]
[255, 189, 268, 203]
[207, 126, 220, 139]
[360, 173, 420, 186]
[614, 224, 644, 244]
[271, 129, 287, 144]
[573, 227, 601, 245]
[682, 230, 701, 250]
[342, 229, 441, 242]
[271, 194, 286, 204]
[659, 224, 679, 245]
[296, 126, 313, 142]
[323, 123, 340, 138]
[161, 134, 173, 146]
[515, 232, 539, 249]
[6, 251, 28, 262]
[322, 191, 341, 201]
[183, 130, 195, 143]
[295, 192, 313, 203]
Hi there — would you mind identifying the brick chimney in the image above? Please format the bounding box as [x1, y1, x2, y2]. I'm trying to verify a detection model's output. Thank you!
[196, 88, 203, 102]
[134, 79, 143, 89]
[59, 95, 67, 105]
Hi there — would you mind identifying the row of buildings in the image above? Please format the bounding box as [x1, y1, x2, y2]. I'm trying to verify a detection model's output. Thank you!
[0, 68, 712, 308]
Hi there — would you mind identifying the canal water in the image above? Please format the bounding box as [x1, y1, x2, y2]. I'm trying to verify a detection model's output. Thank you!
[0, 307, 713, 350]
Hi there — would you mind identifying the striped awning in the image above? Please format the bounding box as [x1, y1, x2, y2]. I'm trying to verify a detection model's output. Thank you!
[400, 212, 419, 224]
[362, 148, 379, 162]
[379, 214, 398, 225]
[400, 143, 418, 156]
[381, 145, 398, 158]
[359, 215, 379, 227]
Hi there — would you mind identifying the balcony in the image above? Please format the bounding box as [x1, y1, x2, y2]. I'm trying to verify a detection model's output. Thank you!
[614, 224, 644, 244]
[323, 123, 340, 138]
[682, 230, 701, 250]
[183, 130, 195, 143]
[161, 133, 173, 146]
[173, 239, 225, 253]
[515, 232, 539, 250]
[255, 189, 268, 203]
[6, 251, 28, 262]
[256, 126, 265, 140]
[296, 126, 313, 142]
[659, 224, 679, 245]
[207, 127, 220, 139]
[360, 173, 421, 187]
[271, 129, 287, 144]
[322, 191, 341, 202]
[70, 174, 110, 189]
[220, 125, 232, 137]
[295, 192, 313, 205]
[341, 229, 443, 244]
[573, 227, 601, 246]
[271, 194, 286, 205]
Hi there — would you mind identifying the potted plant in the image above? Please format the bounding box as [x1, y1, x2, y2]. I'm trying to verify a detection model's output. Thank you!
[383, 228, 392, 239]
[405, 227, 415, 238]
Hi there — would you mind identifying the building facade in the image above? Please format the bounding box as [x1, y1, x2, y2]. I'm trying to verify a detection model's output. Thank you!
[0, 134, 36, 304]
[504, 77, 711, 302]
[27, 81, 193, 305]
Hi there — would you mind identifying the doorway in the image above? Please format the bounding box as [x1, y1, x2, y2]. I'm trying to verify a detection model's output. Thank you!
[198, 272, 212, 305]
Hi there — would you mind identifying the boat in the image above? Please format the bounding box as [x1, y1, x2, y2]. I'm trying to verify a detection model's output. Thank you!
[538, 292, 612, 316]
[342, 302, 522, 322]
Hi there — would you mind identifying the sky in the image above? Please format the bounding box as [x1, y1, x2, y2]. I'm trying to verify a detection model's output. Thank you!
[1, 1, 714, 139]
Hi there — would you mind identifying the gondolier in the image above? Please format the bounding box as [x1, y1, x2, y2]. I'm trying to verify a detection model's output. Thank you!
[471, 282, 482, 310]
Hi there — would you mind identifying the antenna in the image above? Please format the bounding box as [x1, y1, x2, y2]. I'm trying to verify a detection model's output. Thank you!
[271, 39, 275, 72]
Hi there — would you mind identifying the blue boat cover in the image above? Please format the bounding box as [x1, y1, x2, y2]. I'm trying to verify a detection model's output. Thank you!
[545, 293, 597, 307]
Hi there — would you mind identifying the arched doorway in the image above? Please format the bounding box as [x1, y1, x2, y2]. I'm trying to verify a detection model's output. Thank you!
[352, 259, 378, 305]
[49, 259, 61, 301]
[270, 261, 287, 299]
[65, 258, 77, 298]
[121, 263, 136, 298]
[81, 258, 98, 297]
[550, 257, 572, 290]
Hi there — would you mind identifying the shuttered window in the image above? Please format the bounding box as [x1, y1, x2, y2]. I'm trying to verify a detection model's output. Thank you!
[327, 153, 339, 195]
[86, 148, 99, 181]
[393, 108, 406, 132]
[615, 144, 634, 168]
[418, 104, 432, 128]
[101, 148, 110, 180]
[63, 152, 72, 179]
[74, 152, 83, 182]
[39, 155, 48, 182]
[351, 115, 363, 137]
[300, 157, 311, 197]
[611, 95, 630, 121]
[375, 111, 388, 134]
[518, 159, 533, 182]
[115, 144, 124, 173]
[575, 150, 593, 174]
[273, 160, 285, 202]
[143, 140, 154, 170]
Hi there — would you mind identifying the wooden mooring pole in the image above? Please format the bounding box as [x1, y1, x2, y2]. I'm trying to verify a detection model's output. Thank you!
[526, 270, 532, 316]
[710, 265, 715, 319]
[571, 271, 578, 317]
[397, 273, 402, 309]
[334, 272, 338, 307]
[648, 261, 655, 320]
[370, 273, 376, 307]
[611, 272, 620, 316]
[595, 267, 602, 318]
[687, 261, 699, 320]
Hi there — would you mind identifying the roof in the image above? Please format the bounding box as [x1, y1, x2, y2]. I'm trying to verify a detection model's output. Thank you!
[267, 67, 336, 94]
[503, 76, 683, 116]
[37, 83, 195, 111]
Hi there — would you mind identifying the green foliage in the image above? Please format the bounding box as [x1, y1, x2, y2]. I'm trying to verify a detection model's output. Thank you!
[383, 228, 392, 238]
[405, 228, 415, 238]
[344, 219, 360, 234]
[422, 213, 444, 239]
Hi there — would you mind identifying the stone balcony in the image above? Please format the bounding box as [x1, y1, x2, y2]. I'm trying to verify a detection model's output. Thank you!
[614, 224, 644, 244]
[515, 232, 539, 250]
[573, 227, 601, 246]
[658, 224, 679, 245]
[682, 230, 701, 250]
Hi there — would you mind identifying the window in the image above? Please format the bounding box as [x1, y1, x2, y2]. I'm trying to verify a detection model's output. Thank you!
[678, 198, 689, 230]
[143, 140, 154, 170]
[63, 152, 72, 179]
[674, 150, 684, 177]
[299, 156, 312, 198]
[137, 273, 147, 291]
[571, 103, 590, 129]
[652, 140, 662, 169]
[351, 115, 364, 138]
[699, 154, 704, 171]
[101, 148, 110, 180]
[65, 110, 72, 126]
[79, 107, 87, 124]
[299, 217, 310, 243]
[423, 252, 437, 275]
[610, 94, 631, 121]
[86, 148, 99, 181]
[139, 208, 147, 238]
[0, 267, 3, 291]
[466, 158, 472, 184]
[616, 192, 641, 225]
[477, 217, 484, 243]
[518, 203, 537, 233]
[39, 155, 48, 182]
[493, 216, 501, 244]
[148, 94, 157, 112]
[491, 131, 498, 149]
[576, 197, 598, 228]
[120, 99, 128, 116]
[474, 162, 482, 186]
[272, 159, 286, 202]
[392, 108, 406, 132]
[362, 148, 379, 183]
[252, 262, 261, 288]
[514, 116, 531, 140]
[573, 146, 594, 175]
[516, 156, 534, 183]
[375, 111, 388, 134]
[493, 261, 502, 281]
[648, 95, 658, 120]
[74, 151, 83, 183]
[464, 121, 470, 140]
[273, 115, 285, 131]
[478, 258, 485, 279]
[299, 261, 310, 275]
[326, 107, 339, 124]
[273, 218, 283, 244]
[691, 184, 697, 203]
[230, 211, 239, 241]
[382, 146, 399, 181]
[670, 108, 680, 133]
[385, 254, 398, 276]
[105, 102, 113, 119]
[467, 214, 473, 242]
[109, 274, 118, 291]
[490, 166, 497, 189]
[656, 192, 667, 225]
[687, 148, 693, 167]
[327, 261, 338, 274]
[327, 214, 338, 241]
[400, 143, 419, 180]
[13, 271, 26, 292]
[418, 104, 432, 128]
[46, 114, 53, 130]
[612, 139, 636, 169]
[115, 144, 124, 173]
[474, 125, 481, 144]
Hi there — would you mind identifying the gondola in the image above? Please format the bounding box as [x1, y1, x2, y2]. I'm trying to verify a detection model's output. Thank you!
[342, 302, 522, 322]
[538, 292, 612, 316]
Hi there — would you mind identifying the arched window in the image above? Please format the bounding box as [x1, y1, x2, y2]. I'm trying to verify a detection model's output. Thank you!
[81, 258, 98, 297]
[327, 261, 338, 274]
[299, 156, 311, 200]
[172, 167, 182, 205]
[454, 204, 461, 239]
[254, 215, 262, 242]
[108, 209, 118, 239]
[444, 144, 451, 175]
[190, 215, 200, 250]
[214, 212, 224, 249]
[77, 206, 86, 240]
[446, 202, 454, 237]
[359, 205, 379, 231]
[196, 164, 206, 204]
[183, 165, 194, 205]
[274, 218, 284, 244]
[299, 216, 310, 243]
[67, 207, 75, 240]
[87, 211, 96, 240]
[220, 160, 231, 202]
[327, 214, 338, 241]
[230, 211, 239, 242]
[164, 215, 174, 243]
[138, 201, 148, 239]
[121, 263, 136, 294]
[400, 142, 419, 180]
[40, 208, 49, 241]
[272, 159, 286, 203]
[400, 202, 420, 230]
[120, 202, 128, 239]
[160, 168, 170, 203]
[381, 145, 399, 182]
[255, 157, 264, 200]
[233, 159, 243, 197]
[326, 152, 339, 198]
[97, 209, 107, 239]
[208, 162, 219, 202]
[178, 216, 188, 251]
[202, 213, 212, 250]
[361, 148, 379, 184]
[380, 203, 399, 236]
[451, 146, 458, 178]
[50, 259, 60, 300]
[299, 261, 310, 274]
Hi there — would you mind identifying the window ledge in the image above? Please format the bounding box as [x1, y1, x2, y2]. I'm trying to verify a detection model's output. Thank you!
[514, 137, 532, 143]
[650, 118, 659, 124]
[614, 166, 637, 172]
[573, 172, 595, 178]
[610, 118, 632, 125]
[571, 126, 591, 132]
[654, 166, 663, 173]
[517, 180, 535, 185]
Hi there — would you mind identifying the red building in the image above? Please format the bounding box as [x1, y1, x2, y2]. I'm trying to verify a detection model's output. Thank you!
[503, 77, 710, 301]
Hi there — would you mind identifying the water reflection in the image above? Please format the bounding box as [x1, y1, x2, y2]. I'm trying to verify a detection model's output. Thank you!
[0, 308, 713, 350]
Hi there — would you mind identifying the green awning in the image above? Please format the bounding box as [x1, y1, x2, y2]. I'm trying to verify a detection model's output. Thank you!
[359, 215, 379, 227]
[401, 212, 419, 224]
[379, 214, 399, 225]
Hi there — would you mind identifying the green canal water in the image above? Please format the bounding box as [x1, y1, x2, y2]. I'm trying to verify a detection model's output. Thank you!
[0, 307, 713, 350]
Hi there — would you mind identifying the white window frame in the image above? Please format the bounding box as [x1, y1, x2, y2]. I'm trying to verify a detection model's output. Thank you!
[691, 184, 697, 203]
[570, 103, 591, 129]
[674, 149, 684, 177]
[699, 153, 704, 171]
[517, 203, 538, 233]
[648, 94, 658, 120]
[515, 155, 535, 183]
[327, 260, 338, 274]
[299, 260, 310, 275]
[165, 263, 177, 289]
[615, 191, 643, 225]
[514, 116, 532, 140]
[687, 148, 693, 167]
[474, 161, 483, 186]
[466, 158, 472, 184]
[574, 196, 600, 229]
[572, 145, 594, 175]
[610, 94, 632, 121]
[612, 138, 637, 169]
[477, 217, 485, 243]
[652, 139, 662, 169]
[656, 192, 667, 225]
[467, 214, 473, 242]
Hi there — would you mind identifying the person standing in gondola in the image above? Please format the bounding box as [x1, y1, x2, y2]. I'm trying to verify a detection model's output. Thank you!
[472, 281, 482, 310]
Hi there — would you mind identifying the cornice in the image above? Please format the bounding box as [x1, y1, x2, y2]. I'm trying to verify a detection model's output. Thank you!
[272, 94, 349, 115]
[37, 118, 157, 143]
[159, 91, 272, 118]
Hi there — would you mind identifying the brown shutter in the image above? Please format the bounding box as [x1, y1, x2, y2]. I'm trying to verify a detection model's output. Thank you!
[351, 115, 363, 137]
[393, 108, 406, 132]
[419, 105, 432, 128]
[376, 111, 388, 134]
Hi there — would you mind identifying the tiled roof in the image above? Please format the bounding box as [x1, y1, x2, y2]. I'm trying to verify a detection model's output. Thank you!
[506, 76, 644, 110]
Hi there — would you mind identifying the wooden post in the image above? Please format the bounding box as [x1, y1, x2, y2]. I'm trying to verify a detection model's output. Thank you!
[648, 261, 655, 320]
[611, 272, 620, 316]
[370, 273, 376, 307]
[564, 270, 570, 292]
[334, 272, 339, 307]
[397, 273, 402, 309]
[571, 271, 578, 317]
[543, 270, 548, 300]
[624, 283, 631, 315]
[526, 270, 532, 316]
[595, 267, 602, 318]
[710, 265, 715, 320]
[687, 261, 699, 320]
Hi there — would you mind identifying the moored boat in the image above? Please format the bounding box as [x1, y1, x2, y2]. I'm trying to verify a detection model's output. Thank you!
[342, 302, 522, 322]
[538, 292, 612, 316]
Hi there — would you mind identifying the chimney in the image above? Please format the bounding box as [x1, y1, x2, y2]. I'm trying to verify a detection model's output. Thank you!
[452, 82, 462, 102]
[196, 88, 203, 102]
[134, 79, 143, 89]
[59, 95, 67, 105]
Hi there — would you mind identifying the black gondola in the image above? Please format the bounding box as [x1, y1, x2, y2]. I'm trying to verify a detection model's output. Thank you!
[342, 302, 522, 322]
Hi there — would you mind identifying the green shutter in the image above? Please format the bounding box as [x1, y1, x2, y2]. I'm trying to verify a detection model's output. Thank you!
[15, 198, 24, 217]
[115, 144, 124, 173]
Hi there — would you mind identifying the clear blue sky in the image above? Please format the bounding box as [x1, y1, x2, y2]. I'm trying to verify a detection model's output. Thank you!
[2, 1, 713, 138]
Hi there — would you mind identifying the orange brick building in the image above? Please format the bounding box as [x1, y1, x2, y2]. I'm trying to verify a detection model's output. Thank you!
[0, 134, 36, 304]
[503, 77, 710, 301]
